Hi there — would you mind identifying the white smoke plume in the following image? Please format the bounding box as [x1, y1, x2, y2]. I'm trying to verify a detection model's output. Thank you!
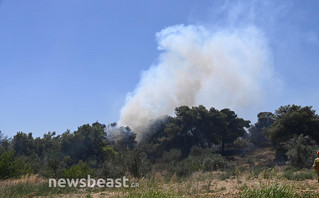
[119, 24, 274, 141]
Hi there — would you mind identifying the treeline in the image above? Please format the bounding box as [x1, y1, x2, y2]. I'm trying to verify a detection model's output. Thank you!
[1, 104, 319, 180]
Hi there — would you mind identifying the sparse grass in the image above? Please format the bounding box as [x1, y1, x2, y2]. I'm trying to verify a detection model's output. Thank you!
[124, 188, 175, 198]
[260, 167, 281, 180]
[1, 147, 319, 198]
[283, 168, 316, 181]
[218, 172, 232, 180]
[239, 183, 296, 198]
[0, 182, 78, 198]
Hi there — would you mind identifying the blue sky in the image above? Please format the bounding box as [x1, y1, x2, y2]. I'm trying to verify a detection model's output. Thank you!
[1, 0, 319, 137]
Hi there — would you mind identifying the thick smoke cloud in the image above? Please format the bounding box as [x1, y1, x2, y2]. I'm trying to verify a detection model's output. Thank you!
[119, 24, 274, 141]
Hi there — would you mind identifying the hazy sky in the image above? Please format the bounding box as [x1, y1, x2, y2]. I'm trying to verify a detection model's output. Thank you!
[1, 0, 319, 137]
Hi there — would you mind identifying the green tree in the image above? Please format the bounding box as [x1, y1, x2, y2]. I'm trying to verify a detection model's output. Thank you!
[61, 122, 108, 164]
[219, 108, 250, 153]
[164, 105, 219, 158]
[164, 105, 249, 157]
[11, 132, 36, 156]
[249, 112, 274, 146]
[63, 161, 95, 178]
[0, 130, 4, 145]
[282, 134, 316, 168]
[106, 124, 136, 152]
[0, 151, 31, 179]
[266, 105, 319, 158]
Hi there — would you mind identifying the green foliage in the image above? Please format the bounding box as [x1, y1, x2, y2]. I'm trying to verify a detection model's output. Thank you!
[260, 168, 280, 180]
[62, 122, 108, 164]
[0, 151, 32, 179]
[0, 130, 7, 147]
[0, 181, 78, 198]
[282, 134, 317, 168]
[164, 105, 215, 158]
[266, 105, 319, 158]
[239, 183, 296, 198]
[168, 152, 232, 177]
[163, 105, 250, 157]
[98, 149, 150, 178]
[106, 124, 137, 152]
[19, 154, 41, 174]
[160, 149, 181, 162]
[12, 132, 35, 156]
[98, 154, 126, 178]
[218, 169, 239, 180]
[126, 150, 151, 177]
[63, 161, 95, 179]
[2, 103, 319, 184]
[249, 112, 274, 146]
[41, 157, 65, 178]
[125, 188, 175, 198]
[219, 108, 250, 153]
[233, 137, 253, 151]
[283, 168, 316, 181]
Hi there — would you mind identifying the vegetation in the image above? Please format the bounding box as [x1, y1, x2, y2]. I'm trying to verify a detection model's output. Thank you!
[1, 104, 319, 197]
[239, 183, 296, 198]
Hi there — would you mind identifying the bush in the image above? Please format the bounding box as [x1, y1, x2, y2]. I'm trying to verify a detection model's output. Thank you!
[19, 154, 41, 174]
[173, 157, 200, 177]
[98, 150, 151, 178]
[41, 157, 65, 178]
[189, 146, 215, 157]
[202, 154, 231, 171]
[233, 137, 253, 151]
[98, 155, 126, 178]
[63, 161, 95, 178]
[281, 134, 317, 168]
[126, 150, 151, 177]
[160, 149, 181, 162]
[168, 153, 232, 177]
[283, 168, 316, 181]
[249, 126, 271, 146]
[0, 151, 31, 179]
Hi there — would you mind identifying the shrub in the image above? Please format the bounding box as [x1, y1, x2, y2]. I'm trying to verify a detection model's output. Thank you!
[281, 134, 317, 168]
[283, 168, 316, 181]
[189, 146, 215, 157]
[19, 154, 41, 174]
[160, 149, 181, 162]
[0, 180, 78, 197]
[126, 150, 151, 177]
[233, 137, 253, 151]
[168, 153, 232, 177]
[0, 151, 31, 179]
[98, 155, 126, 178]
[41, 157, 65, 178]
[98, 150, 151, 178]
[173, 157, 200, 177]
[260, 168, 280, 180]
[63, 161, 95, 178]
[202, 154, 231, 171]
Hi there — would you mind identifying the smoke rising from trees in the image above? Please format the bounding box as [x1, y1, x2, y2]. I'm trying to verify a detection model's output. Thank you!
[119, 24, 275, 141]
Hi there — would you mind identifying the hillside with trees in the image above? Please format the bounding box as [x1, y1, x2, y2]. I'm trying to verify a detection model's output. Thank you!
[1, 104, 319, 197]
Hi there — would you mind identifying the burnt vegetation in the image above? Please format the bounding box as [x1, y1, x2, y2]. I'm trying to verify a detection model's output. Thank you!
[1, 104, 319, 180]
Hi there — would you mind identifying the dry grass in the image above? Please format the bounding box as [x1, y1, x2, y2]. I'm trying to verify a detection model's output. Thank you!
[0, 174, 46, 189]
[1, 169, 319, 197]
[2, 148, 319, 197]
